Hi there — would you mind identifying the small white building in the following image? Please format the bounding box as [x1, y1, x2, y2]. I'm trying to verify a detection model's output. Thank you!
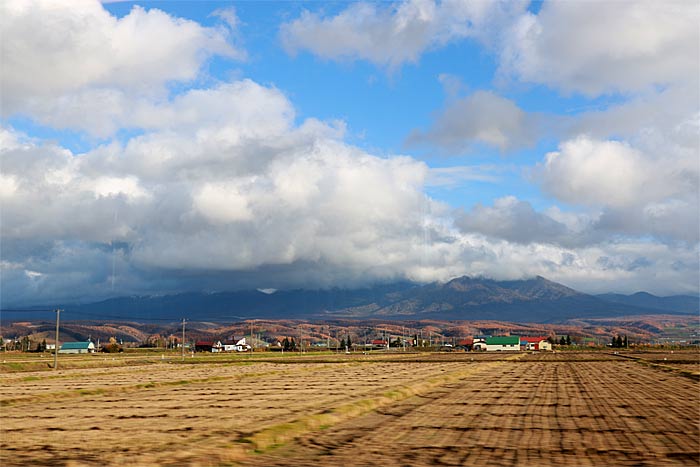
[520, 337, 553, 351]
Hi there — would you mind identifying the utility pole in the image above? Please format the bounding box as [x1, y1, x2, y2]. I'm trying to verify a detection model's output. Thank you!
[53, 309, 61, 370]
[181, 318, 186, 361]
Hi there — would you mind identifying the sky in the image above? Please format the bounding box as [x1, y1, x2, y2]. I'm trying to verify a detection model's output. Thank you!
[1, 0, 698, 306]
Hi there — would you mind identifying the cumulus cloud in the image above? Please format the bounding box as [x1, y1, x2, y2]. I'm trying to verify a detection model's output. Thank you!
[456, 197, 571, 245]
[4, 81, 696, 306]
[280, 0, 698, 99]
[408, 90, 539, 152]
[499, 1, 700, 95]
[280, 0, 698, 96]
[0, 80, 456, 304]
[280, 0, 526, 69]
[4, 101, 698, 306]
[0, 0, 243, 136]
[537, 136, 696, 208]
[537, 137, 654, 207]
[534, 136, 698, 245]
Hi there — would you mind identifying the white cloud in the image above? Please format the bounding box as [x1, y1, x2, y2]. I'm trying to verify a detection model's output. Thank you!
[280, 0, 698, 98]
[280, 0, 526, 69]
[0, 174, 19, 198]
[538, 136, 697, 209]
[2, 80, 696, 304]
[4, 102, 697, 305]
[499, 1, 700, 95]
[0, 80, 449, 300]
[538, 137, 654, 207]
[408, 90, 538, 152]
[194, 183, 254, 224]
[89, 176, 150, 201]
[535, 136, 698, 245]
[0, 0, 243, 135]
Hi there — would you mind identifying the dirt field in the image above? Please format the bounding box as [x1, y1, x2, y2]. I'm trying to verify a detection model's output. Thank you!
[1, 351, 698, 466]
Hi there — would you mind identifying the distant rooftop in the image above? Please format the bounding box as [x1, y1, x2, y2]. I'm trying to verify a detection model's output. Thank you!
[60, 342, 93, 349]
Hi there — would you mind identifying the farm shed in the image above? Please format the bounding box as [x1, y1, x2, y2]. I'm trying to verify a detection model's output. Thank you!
[483, 336, 520, 351]
[457, 338, 474, 350]
[195, 341, 214, 352]
[59, 341, 95, 354]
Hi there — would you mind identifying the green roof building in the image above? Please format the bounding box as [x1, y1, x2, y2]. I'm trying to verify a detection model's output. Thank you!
[59, 341, 95, 354]
[485, 336, 520, 346]
[481, 336, 520, 351]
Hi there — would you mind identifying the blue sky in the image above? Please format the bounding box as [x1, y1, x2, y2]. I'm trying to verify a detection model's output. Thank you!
[1, 0, 698, 305]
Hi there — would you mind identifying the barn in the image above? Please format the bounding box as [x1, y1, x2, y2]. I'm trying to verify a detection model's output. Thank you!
[59, 342, 95, 354]
[482, 336, 520, 351]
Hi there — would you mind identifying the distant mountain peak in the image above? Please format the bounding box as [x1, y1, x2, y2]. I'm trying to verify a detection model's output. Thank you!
[631, 291, 656, 298]
[8, 275, 695, 323]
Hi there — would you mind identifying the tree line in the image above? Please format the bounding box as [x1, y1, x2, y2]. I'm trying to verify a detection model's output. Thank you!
[611, 335, 628, 348]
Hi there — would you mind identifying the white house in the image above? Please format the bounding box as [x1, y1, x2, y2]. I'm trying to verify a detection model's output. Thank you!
[223, 338, 251, 352]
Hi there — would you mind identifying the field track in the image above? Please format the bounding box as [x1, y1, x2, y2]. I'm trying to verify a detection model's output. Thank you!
[1, 351, 698, 466]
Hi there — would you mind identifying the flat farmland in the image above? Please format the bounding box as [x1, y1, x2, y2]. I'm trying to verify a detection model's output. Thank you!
[1, 352, 698, 466]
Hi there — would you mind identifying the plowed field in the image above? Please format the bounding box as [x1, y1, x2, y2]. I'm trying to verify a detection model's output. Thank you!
[1, 351, 698, 466]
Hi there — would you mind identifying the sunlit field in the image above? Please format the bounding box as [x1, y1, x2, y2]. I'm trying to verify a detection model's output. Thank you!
[1, 350, 698, 466]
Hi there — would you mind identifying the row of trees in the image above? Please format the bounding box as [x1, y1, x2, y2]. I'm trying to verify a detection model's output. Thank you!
[611, 335, 629, 348]
[281, 336, 354, 351]
[555, 335, 572, 346]
[281, 337, 297, 351]
[0, 336, 48, 352]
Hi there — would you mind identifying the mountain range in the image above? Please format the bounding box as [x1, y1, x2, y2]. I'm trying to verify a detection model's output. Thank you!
[4, 276, 697, 323]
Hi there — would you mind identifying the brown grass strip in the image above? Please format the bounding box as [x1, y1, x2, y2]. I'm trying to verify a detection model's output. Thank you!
[244, 354, 523, 454]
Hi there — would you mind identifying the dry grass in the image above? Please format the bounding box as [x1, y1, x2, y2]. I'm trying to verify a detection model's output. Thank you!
[252, 354, 700, 466]
[1, 351, 698, 466]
